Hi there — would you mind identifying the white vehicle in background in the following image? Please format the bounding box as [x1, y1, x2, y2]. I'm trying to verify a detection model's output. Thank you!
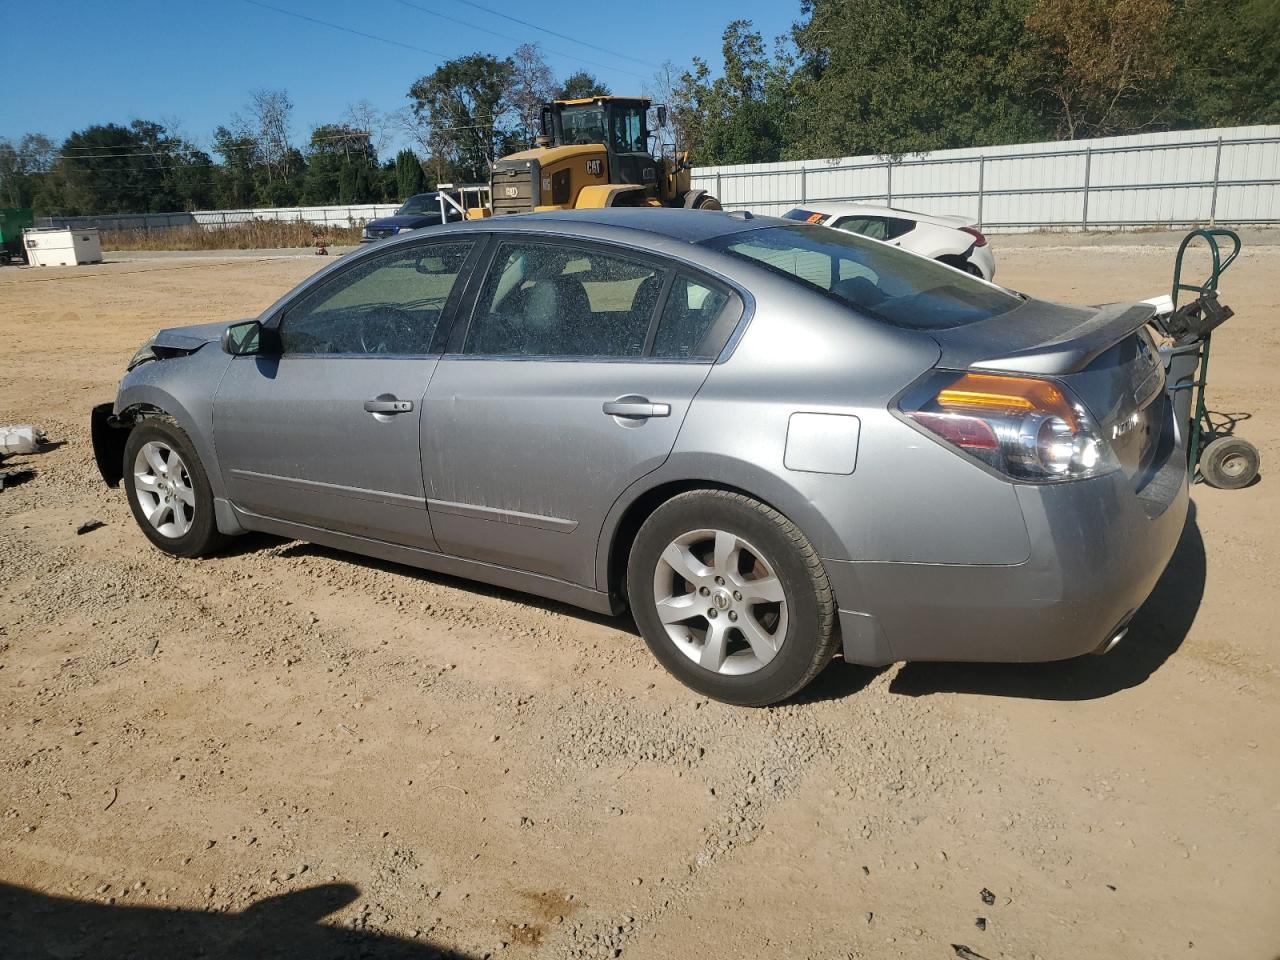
[783, 203, 996, 280]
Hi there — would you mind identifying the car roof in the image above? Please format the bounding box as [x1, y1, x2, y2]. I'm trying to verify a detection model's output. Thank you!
[423, 207, 779, 245]
[793, 201, 974, 229]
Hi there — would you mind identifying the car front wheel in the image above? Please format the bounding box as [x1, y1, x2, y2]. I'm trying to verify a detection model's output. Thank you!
[627, 490, 838, 706]
[123, 418, 227, 558]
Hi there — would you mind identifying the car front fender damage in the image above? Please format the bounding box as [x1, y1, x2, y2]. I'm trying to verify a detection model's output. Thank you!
[90, 403, 170, 487]
[90, 403, 133, 487]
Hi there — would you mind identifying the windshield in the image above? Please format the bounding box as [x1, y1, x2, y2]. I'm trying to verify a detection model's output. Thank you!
[561, 105, 607, 145]
[397, 194, 438, 216]
[704, 224, 1018, 330]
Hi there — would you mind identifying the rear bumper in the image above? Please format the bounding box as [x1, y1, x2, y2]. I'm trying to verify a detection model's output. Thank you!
[829, 446, 1189, 665]
[969, 243, 996, 280]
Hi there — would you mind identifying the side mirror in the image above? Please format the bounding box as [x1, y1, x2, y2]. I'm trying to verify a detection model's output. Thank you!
[656, 104, 668, 127]
[221, 319, 265, 356]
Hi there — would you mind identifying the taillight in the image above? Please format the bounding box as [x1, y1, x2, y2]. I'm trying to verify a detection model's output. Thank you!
[960, 226, 988, 247]
[900, 372, 1118, 482]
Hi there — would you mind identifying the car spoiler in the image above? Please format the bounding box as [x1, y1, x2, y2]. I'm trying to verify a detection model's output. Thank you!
[932, 300, 1156, 376]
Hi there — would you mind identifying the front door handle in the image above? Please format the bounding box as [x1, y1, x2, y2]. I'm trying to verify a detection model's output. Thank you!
[602, 398, 671, 419]
[364, 398, 414, 413]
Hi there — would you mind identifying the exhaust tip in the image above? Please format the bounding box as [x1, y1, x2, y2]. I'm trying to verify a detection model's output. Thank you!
[1092, 627, 1128, 656]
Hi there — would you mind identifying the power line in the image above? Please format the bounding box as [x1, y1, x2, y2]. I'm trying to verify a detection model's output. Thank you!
[445, 0, 659, 70]
[239, 0, 450, 58]
[388, 0, 646, 79]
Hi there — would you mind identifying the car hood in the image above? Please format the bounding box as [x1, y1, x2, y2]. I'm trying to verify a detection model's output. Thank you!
[152, 320, 240, 351]
[367, 213, 442, 229]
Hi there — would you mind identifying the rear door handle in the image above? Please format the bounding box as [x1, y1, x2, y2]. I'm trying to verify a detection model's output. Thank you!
[602, 398, 671, 419]
[364, 398, 414, 413]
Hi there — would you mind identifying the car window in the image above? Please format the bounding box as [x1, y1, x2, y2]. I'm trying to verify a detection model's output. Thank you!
[705, 224, 1017, 330]
[885, 216, 915, 240]
[464, 241, 663, 357]
[280, 241, 473, 355]
[652, 275, 732, 358]
[832, 216, 889, 240]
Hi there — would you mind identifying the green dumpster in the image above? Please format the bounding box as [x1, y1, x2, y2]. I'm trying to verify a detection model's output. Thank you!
[1, 208, 35, 264]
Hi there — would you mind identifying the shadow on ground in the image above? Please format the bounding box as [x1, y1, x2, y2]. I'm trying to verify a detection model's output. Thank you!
[888, 504, 1206, 702]
[205, 502, 1206, 706]
[0, 881, 473, 960]
[222, 536, 636, 633]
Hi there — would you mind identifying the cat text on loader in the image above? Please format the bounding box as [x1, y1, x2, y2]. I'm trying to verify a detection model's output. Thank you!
[472, 96, 721, 218]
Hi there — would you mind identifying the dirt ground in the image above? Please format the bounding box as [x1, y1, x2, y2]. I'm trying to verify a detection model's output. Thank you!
[1, 235, 1277, 960]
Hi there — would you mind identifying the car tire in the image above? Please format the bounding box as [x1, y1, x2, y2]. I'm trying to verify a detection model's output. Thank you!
[627, 490, 838, 706]
[936, 254, 982, 277]
[123, 417, 228, 558]
[1199, 435, 1260, 489]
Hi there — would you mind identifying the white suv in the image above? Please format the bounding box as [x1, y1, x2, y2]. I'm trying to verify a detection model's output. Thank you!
[784, 203, 996, 280]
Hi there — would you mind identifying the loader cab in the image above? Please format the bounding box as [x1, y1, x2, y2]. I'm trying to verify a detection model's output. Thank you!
[541, 97, 656, 187]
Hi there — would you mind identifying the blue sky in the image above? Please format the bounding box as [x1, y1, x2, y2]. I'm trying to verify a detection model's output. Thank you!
[1, 0, 798, 156]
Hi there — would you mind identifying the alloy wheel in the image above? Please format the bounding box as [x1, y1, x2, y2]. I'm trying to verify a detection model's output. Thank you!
[132, 440, 195, 539]
[652, 528, 789, 675]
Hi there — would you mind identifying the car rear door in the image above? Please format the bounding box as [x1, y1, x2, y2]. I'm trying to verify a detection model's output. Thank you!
[212, 238, 480, 549]
[421, 236, 742, 587]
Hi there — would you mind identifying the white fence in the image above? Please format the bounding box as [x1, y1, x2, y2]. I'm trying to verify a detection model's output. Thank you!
[691, 125, 1280, 231]
[39, 125, 1280, 234]
[42, 203, 402, 233]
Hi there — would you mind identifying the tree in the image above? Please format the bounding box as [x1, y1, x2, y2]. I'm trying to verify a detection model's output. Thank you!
[671, 21, 793, 165]
[300, 124, 377, 204]
[127, 119, 215, 210]
[1162, 0, 1280, 128]
[45, 120, 213, 215]
[790, 0, 1047, 158]
[395, 149, 427, 198]
[343, 99, 391, 157]
[646, 62, 685, 155]
[0, 133, 55, 208]
[211, 123, 257, 208]
[407, 54, 515, 183]
[247, 88, 298, 185]
[509, 43, 557, 147]
[556, 70, 612, 100]
[1020, 0, 1173, 138]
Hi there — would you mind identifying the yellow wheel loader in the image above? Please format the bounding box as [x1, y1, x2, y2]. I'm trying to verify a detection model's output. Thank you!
[473, 96, 721, 218]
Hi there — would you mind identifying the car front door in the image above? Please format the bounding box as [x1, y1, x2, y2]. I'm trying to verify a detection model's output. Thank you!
[421, 237, 741, 587]
[213, 238, 478, 549]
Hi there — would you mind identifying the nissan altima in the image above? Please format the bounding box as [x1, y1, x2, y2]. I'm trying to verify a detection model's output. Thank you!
[91, 209, 1187, 705]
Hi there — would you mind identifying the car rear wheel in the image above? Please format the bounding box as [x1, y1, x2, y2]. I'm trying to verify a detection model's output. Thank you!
[936, 254, 982, 278]
[123, 418, 227, 558]
[627, 490, 838, 706]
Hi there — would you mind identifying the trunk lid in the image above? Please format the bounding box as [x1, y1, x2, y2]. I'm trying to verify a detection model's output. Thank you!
[930, 297, 1171, 483]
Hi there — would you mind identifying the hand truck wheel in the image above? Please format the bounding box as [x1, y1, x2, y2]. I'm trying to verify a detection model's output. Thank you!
[1199, 436, 1260, 489]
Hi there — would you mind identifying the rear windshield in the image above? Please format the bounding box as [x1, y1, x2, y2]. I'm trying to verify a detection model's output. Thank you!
[783, 209, 827, 224]
[704, 223, 1018, 330]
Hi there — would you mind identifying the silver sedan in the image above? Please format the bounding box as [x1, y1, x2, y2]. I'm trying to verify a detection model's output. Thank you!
[91, 209, 1186, 705]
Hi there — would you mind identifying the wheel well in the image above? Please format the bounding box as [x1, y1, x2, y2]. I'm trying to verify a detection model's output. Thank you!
[935, 254, 969, 270]
[606, 479, 780, 605]
[91, 402, 169, 486]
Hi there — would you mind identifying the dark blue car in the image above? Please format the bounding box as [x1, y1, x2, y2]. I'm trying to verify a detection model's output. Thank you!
[360, 193, 461, 242]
